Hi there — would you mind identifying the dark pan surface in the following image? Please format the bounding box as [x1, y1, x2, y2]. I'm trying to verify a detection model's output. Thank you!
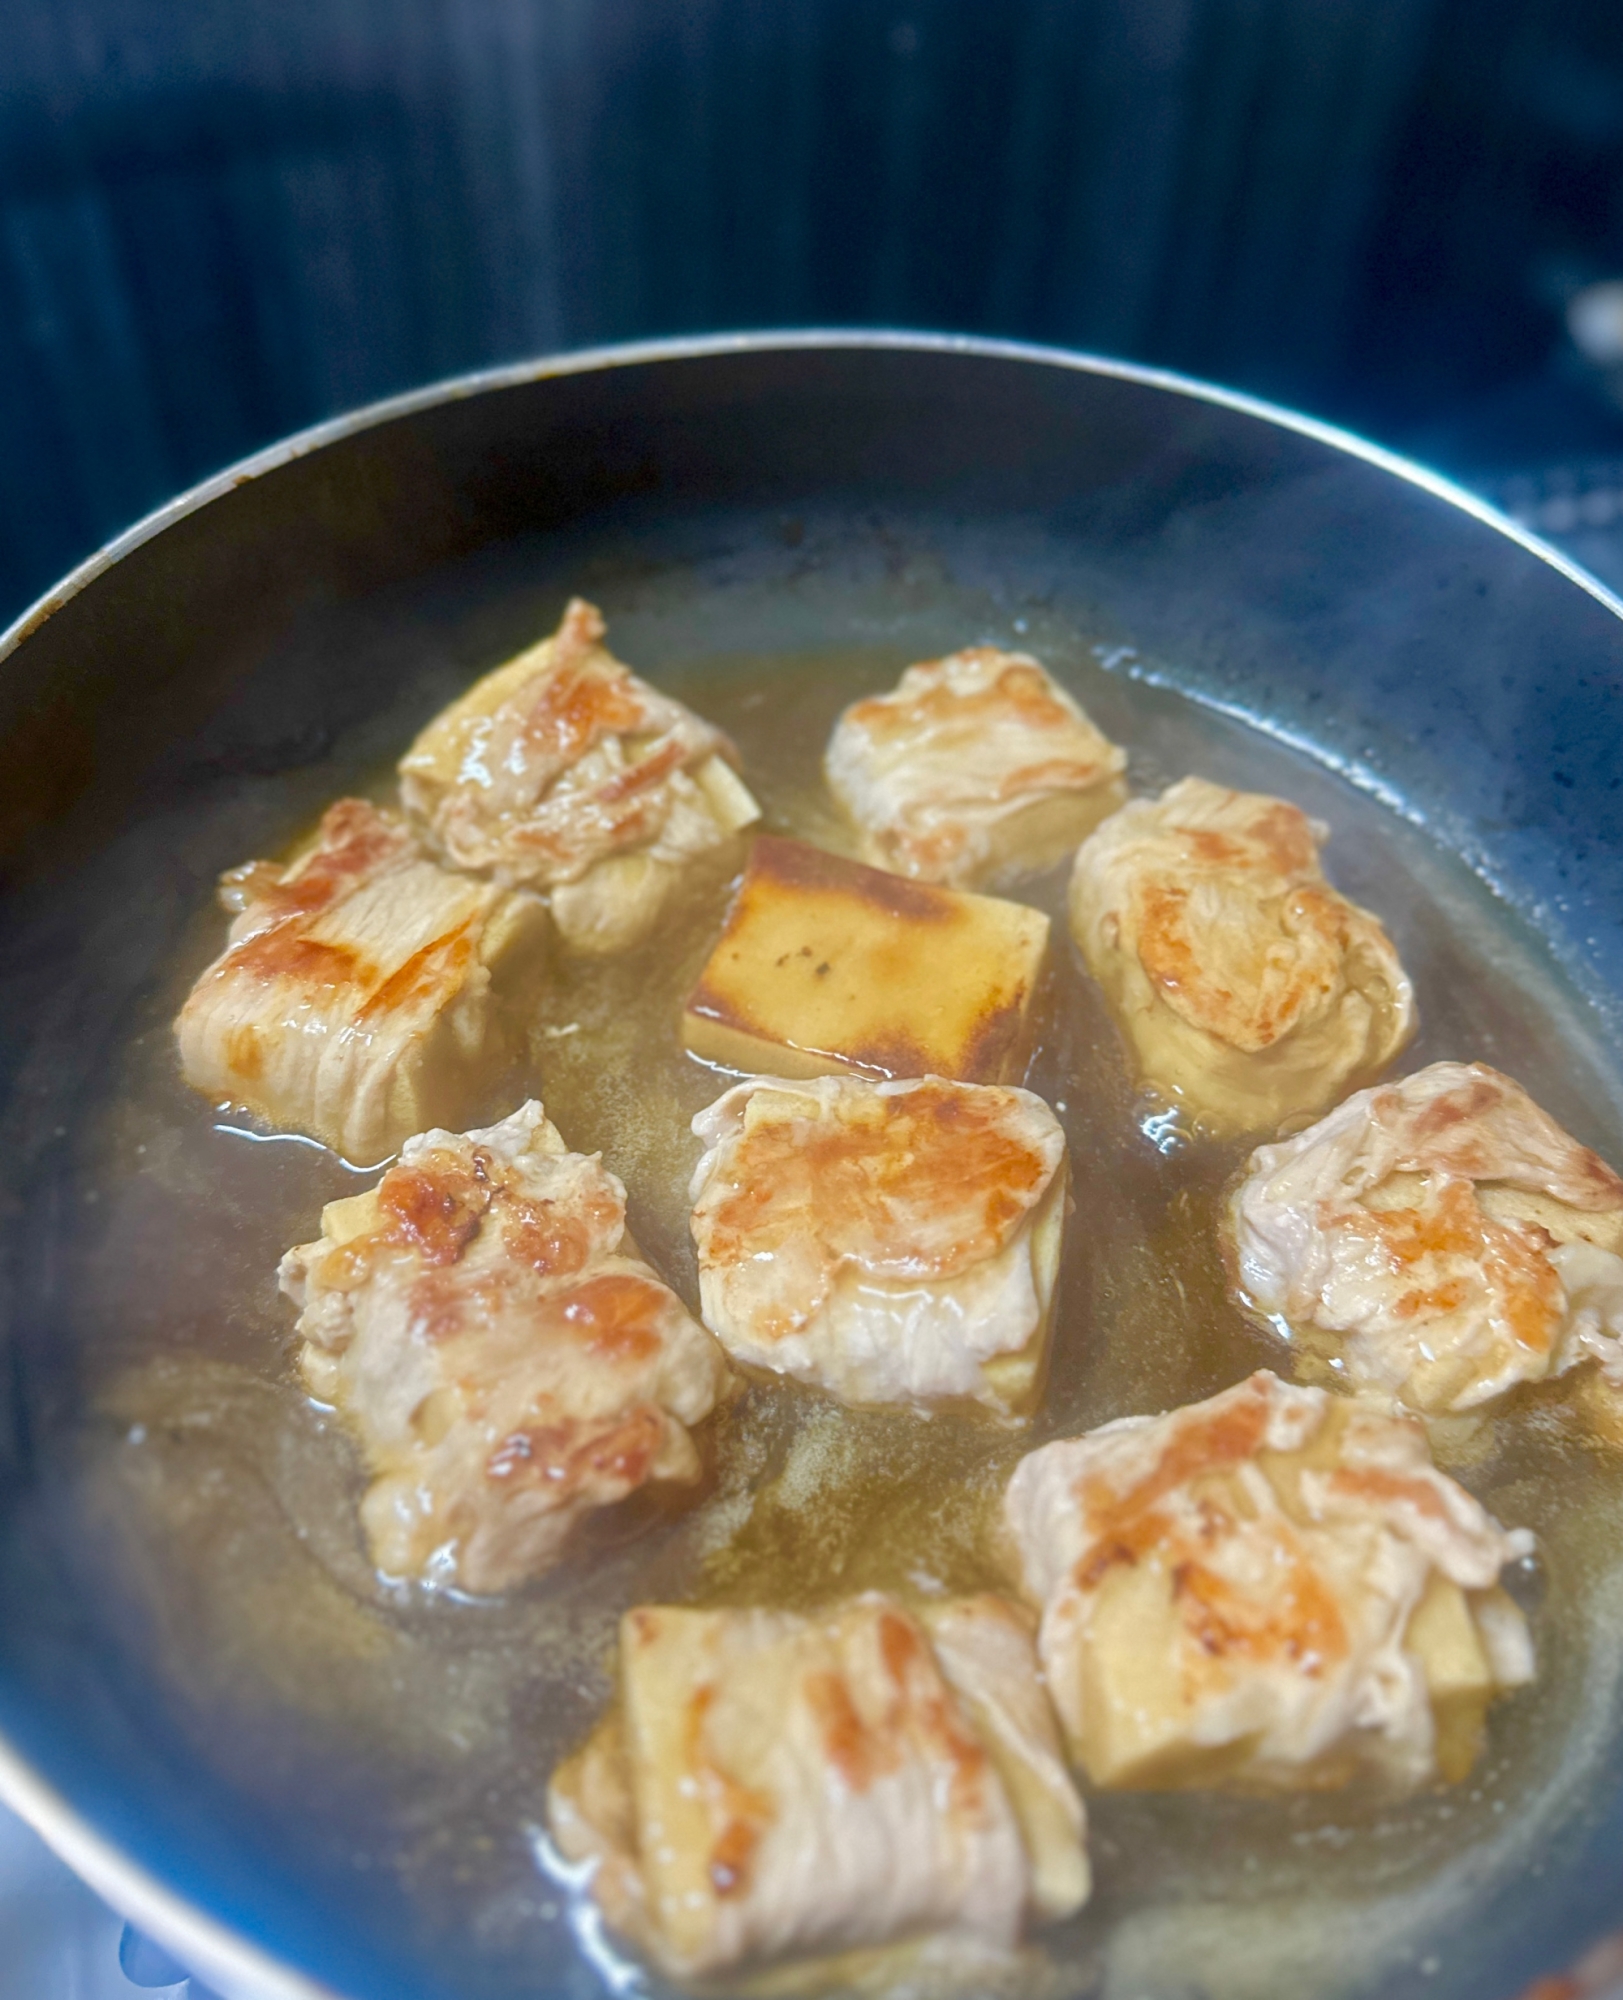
[1, 336, 1621, 2000]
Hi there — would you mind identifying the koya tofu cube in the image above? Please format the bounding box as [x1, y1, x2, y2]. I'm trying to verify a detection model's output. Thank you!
[682, 836, 1049, 1084]
[826, 644, 1126, 888]
[545, 1592, 1087, 1981]
[175, 797, 548, 1163]
[688, 1073, 1069, 1418]
[1002, 1370, 1534, 1792]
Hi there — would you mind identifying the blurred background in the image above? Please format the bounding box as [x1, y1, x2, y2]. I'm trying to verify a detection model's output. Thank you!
[7, 0, 1623, 628]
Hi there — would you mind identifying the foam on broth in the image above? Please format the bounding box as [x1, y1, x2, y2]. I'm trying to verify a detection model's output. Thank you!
[49, 605, 1623, 2000]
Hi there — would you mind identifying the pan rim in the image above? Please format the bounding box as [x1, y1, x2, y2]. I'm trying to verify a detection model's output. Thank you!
[2, 326, 1620, 2000]
[3, 328, 1621, 674]
[0, 1729, 345, 1999]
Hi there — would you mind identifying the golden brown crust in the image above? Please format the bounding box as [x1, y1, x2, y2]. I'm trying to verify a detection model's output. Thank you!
[682, 836, 1049, 1086]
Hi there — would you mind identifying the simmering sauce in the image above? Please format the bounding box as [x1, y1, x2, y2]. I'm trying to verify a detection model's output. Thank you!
[47, 604, 1623, 2000]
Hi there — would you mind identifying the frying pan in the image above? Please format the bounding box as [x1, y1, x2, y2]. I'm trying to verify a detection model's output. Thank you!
[1, 334, 1621, 2000]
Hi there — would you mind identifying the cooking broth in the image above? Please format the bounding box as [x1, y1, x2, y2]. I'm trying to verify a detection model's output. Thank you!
[40, 591, 1623, 2000]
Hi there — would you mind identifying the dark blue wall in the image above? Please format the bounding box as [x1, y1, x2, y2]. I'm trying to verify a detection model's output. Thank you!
[3, 0, 1623, 625]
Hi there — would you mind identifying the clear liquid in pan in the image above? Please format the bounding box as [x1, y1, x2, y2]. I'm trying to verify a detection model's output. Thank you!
[48, 593, 1623, 2000]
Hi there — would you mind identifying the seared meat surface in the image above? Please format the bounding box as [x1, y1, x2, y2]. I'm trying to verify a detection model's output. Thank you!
[688, 1074, 1068, 1419]
[825, 645, 1126, 889]
[176, 798, 547, 1163]
[546, 1591, 1088, 1980]
[399, 598, 758, 953]
[279, 1101, 731, 1591]
[1068, 777, 1414, 1136]
[1003, 1370, 1534, 1791]
[1229, 1061, 1623, 1415]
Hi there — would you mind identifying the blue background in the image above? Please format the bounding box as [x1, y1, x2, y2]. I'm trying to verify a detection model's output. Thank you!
[5, 0, 1623, 627]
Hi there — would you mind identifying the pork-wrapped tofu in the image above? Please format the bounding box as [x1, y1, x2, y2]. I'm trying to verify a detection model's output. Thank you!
[825, 645, 1127, 889]
[546, 1592, 1088, 1982]
[399, 597, 759, 953]
[279, 1101, 731, 1592]
[1228, 1061, 1623, 1416]
[687, 1074, 1069, 1419]
[1068, 777, 1414, 1137]
[1002, 1370, 1534, 1792]
[175, 798, 548, 1163]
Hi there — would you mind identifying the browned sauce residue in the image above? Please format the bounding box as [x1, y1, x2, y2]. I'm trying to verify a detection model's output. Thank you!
[485, 1404, 664, 1494]
[560, 1273, 670, 1364]
[1075, 1378, 1274, 1553]
[501, 1195, 602, 1279]
[1171, 1544, 1348, 1675]
[378, 1158, 490, 1265]
[355, 924, 477, 1023]
[684, 1684, 773, 1900]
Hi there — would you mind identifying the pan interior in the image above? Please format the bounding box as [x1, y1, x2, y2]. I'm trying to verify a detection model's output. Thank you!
[3, 468, 1623, 2000]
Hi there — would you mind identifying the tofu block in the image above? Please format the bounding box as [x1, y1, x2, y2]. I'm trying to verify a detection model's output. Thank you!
[1229, 1060, 1623, 1416]
[1002, 1370, 1535, 1792]
[399, 597, 759, 953]
[175, 798, 548, 1162]
[682, 836, 1049, 1083]
[825, 644, 1127, 888]
[545, 1592, 1088, 1981]
[1069, 776, 1414, 1137]
[688, 1073, 1069, 1419]
[279, 1101, 732, 1591]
